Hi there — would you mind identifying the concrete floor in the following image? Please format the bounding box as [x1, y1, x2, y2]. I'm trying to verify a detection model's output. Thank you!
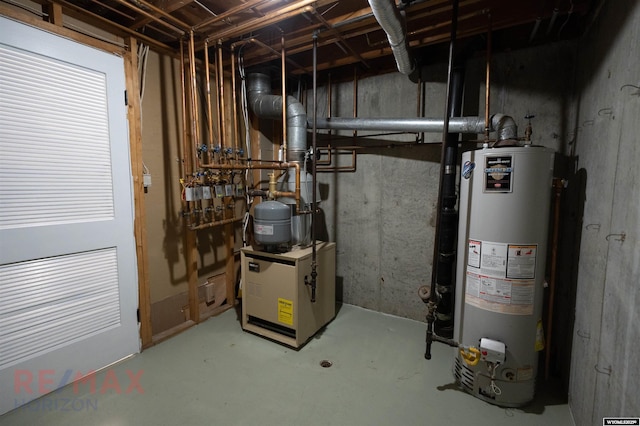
[0, 304, 574, 426]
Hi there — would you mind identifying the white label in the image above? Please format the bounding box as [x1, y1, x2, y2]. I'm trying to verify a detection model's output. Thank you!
[465, 238, 538, 315]
[466, 275, 535, 315]
[255, 224, 274, 235]
[507, 244, 537, 279]
[468, 240, 481, 268]
[202, 186, 212, 200]
[466, 271, 481, 297]
[480, 241, 508, 278]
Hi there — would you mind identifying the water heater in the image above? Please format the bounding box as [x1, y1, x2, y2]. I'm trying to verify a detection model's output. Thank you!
[454, 145, 554, 407]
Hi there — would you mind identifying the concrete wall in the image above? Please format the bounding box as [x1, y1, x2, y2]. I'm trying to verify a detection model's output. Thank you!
[310, 72, 444, 320]
[309, 41, 577, 322]
[568, 0, 640, 423]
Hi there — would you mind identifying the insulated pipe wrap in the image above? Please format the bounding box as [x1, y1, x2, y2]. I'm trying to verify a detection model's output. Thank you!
[247, 73, 307, 163]
[368, 0, 415, 76]
[491, 113, 518, 141]
[313, 116, 517, 141]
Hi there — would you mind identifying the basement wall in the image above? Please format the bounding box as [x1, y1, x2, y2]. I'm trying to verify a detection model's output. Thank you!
[568, 0, 640, 423]
[141, 51, 244, 333]
[310, 39, 577, 322]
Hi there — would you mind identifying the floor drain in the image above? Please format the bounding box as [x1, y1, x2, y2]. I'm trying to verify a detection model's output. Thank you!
[320, 360, 332, 368]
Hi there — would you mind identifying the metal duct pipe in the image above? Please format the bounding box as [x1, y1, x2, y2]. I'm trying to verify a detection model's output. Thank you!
[368, 0, 418, 82]
[313, 114, 518, 141]
[247, 73, 307, 163]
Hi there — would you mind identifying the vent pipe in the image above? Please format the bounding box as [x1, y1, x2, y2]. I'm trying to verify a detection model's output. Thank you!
[368, 0, 418, 82]
[313, 114, 517, 141]
[247, 73, 307, 163]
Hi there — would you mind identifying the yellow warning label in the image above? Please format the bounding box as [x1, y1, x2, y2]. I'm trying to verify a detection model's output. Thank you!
[535, 319, 545, 351]
[278, 298, 293, 325]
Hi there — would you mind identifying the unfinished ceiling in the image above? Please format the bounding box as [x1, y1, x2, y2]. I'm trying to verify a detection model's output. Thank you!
[29, 0, 594, 77]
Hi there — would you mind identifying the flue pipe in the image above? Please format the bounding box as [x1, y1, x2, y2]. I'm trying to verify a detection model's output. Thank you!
[368, 0, 418, 81]
[281, 34, 288, 162]
[247, 73, 307, 164]
[312, 115, 518, 141]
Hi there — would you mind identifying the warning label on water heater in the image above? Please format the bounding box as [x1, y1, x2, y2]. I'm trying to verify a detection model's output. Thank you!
[465, 239, 537, 315]
[507, 244, 537, 279]
[484, 155, 513, 192]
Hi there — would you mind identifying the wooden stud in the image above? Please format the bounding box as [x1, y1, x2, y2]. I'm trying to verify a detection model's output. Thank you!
[225, 222, 235, 305]
[45, 2, 63, 26]
[184, 41, 200, 324]
[186, 230, 199, 323]
[123, 37, 153, 349]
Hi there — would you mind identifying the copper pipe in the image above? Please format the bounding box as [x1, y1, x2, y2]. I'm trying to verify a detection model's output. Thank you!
[180, 40, 191, 177]
[545, 178, 564, 379]
[180, 40, 193, 229]
[189, 30, 200, 170]
[328, 73, 332, 143]
[194, 0, 271, 30]
[281, 33, 287, 162]
[109, 0, 185, 35]
[189, 216, 243, 231]
[204, 41, 214, 165]
[206, 4, 315, 42]
[416, 77, 423, 142]
[484, 13, 492, 142]
[123, 0, 190, 31]
[198, 162, 303, 213]
[317, 149, 357, 172]
[316, 146, 332, 166]
[353, 67, 358, 139]
[217, 42, 226, 153]
[214, 41, 222, 153]
[231, 47, 239, 155]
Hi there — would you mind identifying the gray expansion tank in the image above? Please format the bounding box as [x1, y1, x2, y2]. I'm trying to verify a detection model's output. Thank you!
[254, 200, 291, 247]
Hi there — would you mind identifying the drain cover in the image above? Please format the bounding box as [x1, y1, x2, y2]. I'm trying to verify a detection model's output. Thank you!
[320, 360, 332, 368]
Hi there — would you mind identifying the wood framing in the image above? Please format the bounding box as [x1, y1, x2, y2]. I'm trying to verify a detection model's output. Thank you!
[123, 37, 153, 349]
[0, 4, 125, 55]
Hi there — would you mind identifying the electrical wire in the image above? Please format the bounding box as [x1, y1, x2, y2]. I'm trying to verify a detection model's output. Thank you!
[237, 46, 256, 248]
[557, 0, 574, 38]
[488, 362, 502, 396]
[137, 43, 150, 103]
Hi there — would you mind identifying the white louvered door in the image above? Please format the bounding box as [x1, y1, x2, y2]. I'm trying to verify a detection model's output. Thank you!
[0, 17, 139, 415]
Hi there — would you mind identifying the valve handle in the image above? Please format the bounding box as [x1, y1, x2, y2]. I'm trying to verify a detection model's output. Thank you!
[460, 346, 481, 366]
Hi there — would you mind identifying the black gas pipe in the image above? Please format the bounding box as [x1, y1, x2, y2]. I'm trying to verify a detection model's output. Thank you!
[308, 31, 319, 302]
[425, 0, 459, 360]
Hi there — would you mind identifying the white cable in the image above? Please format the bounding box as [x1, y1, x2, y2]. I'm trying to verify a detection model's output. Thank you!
[138, 44, 149, 104]
[238, 49, 254, 193]
[488, 362, 502, 396]
[239, 51, 252, 160]
[242, 211, 251, 247]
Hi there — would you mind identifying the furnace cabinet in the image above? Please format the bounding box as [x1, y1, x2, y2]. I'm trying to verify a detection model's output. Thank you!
[241, 242, 336, 348]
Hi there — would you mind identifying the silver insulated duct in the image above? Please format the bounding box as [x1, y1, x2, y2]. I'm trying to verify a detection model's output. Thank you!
[247, 73, 307, 164]
[246, 72, 313, 246]
[368, 0, 416, 79]
[313, 113, 518, 141]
